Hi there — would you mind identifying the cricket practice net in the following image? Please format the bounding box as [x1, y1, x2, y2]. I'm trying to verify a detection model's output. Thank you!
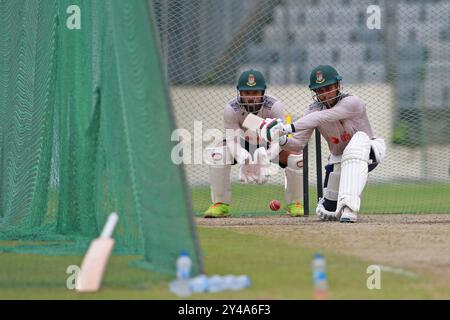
[0, 0, 202, 288]
[150, 0, 450, 215]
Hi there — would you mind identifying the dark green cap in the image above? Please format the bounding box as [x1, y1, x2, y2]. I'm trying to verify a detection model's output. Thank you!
[309, 65, 342, 90]
[237, 69, 266, 91]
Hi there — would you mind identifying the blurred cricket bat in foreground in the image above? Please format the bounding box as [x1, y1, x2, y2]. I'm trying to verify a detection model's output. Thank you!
[76, 212, 119, 293]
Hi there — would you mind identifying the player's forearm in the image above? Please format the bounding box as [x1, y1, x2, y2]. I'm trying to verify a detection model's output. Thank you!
[280, 129, 313, 153]
[291, 107, 352, 132]
[280, 137, 302, 152]
[291, 113, 327, 132]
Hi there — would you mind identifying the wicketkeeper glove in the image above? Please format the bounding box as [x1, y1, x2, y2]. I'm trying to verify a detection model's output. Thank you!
[253, 147, 271, 184]
[234, 147, 251, 165]
[239, 163, 256, 184]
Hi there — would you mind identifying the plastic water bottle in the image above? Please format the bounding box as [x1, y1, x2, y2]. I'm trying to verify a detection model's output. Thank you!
[169, 251, 192, 297]
[238, 275, 251, 288]
[222, 275, 235, 290]
[312, 253, 329, 300]
[216, 275, 250, 291]
[176, 251, 192, 280]
[230, 275, 251, 291]
[207, 275, 225, 293]
[189, 274, 209, 293]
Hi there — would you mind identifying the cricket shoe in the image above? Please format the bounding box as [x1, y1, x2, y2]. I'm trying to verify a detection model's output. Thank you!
[285, 202, 304, 217]
[339, 206, 357, 223]
[316, 198, 338, 221]
[204, 203, 230, 218]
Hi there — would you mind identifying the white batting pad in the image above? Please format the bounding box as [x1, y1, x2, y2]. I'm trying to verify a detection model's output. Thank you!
[284, 154, 303, 204]
[337, 132, 371, 213]
[209, 165, 231, 204]
[206, 146, 232, 204]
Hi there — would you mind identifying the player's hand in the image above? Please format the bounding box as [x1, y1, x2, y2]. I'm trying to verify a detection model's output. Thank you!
[239, 148, 273, 184]
[257, 118, 292, 142]
[279, 135, 288, 146]
[235, 148, 251, 165]
[238, 163, 255, 183]
[256, 118, 280, 142]
[237, 149, 254, 183]
[279, 124, 293, 136]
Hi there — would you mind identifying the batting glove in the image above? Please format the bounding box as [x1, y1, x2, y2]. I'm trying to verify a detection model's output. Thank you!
[257, 118, 293, 142]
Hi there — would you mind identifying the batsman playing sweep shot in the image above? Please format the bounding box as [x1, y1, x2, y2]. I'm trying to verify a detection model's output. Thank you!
[256, 65, 386, 223]
[204, 69, 304, 218]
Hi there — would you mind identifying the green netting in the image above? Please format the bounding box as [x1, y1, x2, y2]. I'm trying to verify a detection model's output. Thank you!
[0, 0, 201, 278]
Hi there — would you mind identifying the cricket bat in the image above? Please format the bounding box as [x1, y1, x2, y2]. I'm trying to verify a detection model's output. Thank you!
[242, 113, 264, 134]
[76, 212, 119, 293]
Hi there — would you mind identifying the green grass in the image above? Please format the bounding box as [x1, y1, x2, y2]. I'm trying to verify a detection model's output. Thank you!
[192, 182, 450, 215]
[0, 227, 448, 299]
[362, 183, 450, 214]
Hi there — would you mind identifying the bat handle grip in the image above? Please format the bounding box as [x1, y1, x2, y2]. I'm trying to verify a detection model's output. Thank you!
[100, 212, 119, 238]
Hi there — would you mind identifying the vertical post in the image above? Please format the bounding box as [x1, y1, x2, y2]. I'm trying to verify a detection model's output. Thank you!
[315, 128, 323, 201]
[303, 144, 309, 216]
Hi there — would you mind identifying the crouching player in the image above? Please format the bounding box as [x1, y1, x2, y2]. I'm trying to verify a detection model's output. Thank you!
[204, 69, 304, 218]
[257, 65, 386, 223]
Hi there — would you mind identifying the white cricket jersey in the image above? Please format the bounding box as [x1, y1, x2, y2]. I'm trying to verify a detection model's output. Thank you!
[282, 94, 375, 156]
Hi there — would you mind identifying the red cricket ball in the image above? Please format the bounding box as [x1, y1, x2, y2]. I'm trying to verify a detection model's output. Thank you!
[269, 199, 281, 211]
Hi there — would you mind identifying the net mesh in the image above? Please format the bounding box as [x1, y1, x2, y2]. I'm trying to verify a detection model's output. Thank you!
[0, 0, 202, 285]
[150, 0, 450, 215]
